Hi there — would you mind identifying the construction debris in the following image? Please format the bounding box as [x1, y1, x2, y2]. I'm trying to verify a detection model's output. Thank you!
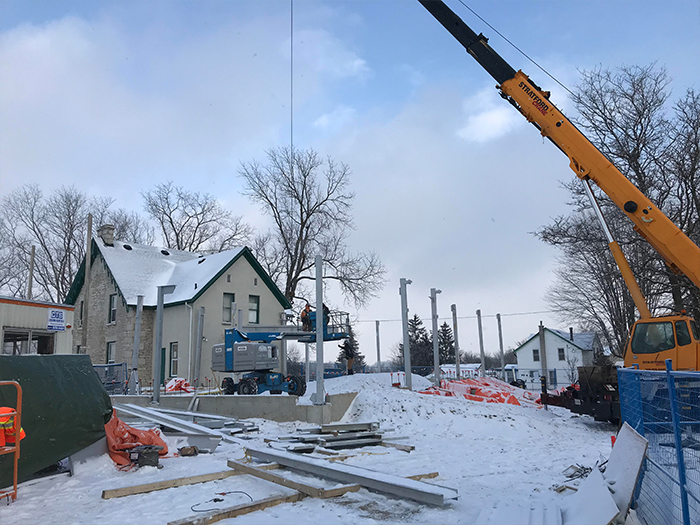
[113, 404, 259, 453]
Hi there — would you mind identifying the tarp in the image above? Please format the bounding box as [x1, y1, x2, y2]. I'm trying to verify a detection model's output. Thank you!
[104, 411, 168, 465]
[0, 355, 113, 488]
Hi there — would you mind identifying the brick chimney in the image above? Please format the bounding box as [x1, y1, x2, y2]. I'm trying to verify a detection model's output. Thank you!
[97, 224, 115, 246]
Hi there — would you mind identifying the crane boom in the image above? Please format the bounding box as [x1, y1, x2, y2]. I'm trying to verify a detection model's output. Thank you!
[418, 0, 700, 289]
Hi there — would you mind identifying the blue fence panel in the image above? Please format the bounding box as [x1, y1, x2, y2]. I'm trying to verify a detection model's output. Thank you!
[618, 365, 700, 525]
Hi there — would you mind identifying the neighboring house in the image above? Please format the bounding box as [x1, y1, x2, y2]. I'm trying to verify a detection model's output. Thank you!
[513, 323, 602, 390]
[1, 296, 74, 355]
[66, 225, 292, 387]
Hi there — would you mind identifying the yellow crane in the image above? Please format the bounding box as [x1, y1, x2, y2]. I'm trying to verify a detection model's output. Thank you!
[419, 0, 700, 370]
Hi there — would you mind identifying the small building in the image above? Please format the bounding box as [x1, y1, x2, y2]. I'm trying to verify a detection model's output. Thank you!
[1, 296, 74, 355]
[513, 324, 602, 390]
[65, 225, 292, 388]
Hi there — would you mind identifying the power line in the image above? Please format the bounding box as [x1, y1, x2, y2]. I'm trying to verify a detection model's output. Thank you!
[356, 310, 557, 324]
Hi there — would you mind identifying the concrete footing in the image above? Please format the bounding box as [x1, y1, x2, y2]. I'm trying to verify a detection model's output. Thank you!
[111, 392, 358, 425]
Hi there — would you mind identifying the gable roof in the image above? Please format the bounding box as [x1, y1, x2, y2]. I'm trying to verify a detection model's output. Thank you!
[512, 327, 598, 353]
[65, 238, 291, 309]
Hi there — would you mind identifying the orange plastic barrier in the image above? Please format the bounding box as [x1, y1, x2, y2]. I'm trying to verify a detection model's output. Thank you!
[165, 378, 194, 393]
[418, 377, 541, 406]
[104, 410, 168, 466]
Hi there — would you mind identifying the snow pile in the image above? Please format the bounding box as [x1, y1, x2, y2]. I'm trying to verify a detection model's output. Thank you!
[0, 373, 616, 525]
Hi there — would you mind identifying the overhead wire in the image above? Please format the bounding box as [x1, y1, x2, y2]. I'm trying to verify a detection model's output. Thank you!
[355, 310, 557, 324]
[455, 0, 575, 98]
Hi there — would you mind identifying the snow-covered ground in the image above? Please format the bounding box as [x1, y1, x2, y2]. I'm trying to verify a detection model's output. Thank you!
[0, 374, 616, 525]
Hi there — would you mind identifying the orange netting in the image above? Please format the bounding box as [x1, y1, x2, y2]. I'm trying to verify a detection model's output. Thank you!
[104, 410, 169, 466]
[418, 377, 541, 406]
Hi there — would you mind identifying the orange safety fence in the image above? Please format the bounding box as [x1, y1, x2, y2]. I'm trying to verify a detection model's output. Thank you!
[418, 376, 542, 406]
[165, 377, 194, 393]
[104, 410, 168, 466]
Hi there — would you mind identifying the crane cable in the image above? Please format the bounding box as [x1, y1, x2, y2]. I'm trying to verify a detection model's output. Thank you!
[456, 0, 575, 98]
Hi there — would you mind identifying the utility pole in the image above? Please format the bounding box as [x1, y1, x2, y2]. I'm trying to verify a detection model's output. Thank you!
[81, 214, 92, 355]
[497, 313, 505, 380]
[305, 343, 310, 385]
[451, 304, 461, 379]
[313, 255, 325, 405]
[375, 320, 381, 373]
[430, 288, 442, 386]
[26, 245, 35, 300]
[128, 295, 144, 395]
[152, 284, 176, 405]
[399, 278, 413, 390]
[477, 309, 486, 377]
[538, 321, 548, 382]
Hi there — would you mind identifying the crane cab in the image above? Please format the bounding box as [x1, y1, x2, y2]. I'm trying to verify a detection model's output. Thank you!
[624, 315, 700, 370]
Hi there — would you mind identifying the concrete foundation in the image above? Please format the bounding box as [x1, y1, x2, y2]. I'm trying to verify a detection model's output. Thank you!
[111, 392, 358, 425]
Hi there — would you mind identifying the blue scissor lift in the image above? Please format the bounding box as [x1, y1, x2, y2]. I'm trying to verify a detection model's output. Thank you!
[211, 310, 350, 396]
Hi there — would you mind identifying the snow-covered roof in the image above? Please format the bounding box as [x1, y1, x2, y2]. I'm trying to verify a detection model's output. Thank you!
[66, 237, 291, 309]
[549, 329, 598, 351]
[513, 328, 598, 353]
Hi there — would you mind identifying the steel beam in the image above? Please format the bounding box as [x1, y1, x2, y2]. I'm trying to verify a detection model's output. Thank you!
[244, 446, 458, 506]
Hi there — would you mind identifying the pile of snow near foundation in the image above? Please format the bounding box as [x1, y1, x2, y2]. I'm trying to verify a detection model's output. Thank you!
[1, 373, 615, 525]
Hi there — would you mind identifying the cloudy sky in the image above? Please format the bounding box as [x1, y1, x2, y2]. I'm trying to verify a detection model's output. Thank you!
[2, 0, 699, 363]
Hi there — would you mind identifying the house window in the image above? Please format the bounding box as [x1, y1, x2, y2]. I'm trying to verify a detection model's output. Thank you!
[248, 295, 260, 324]
[106, 341, 116, 364]
[227, 274, 231, 283]
[558, 348, 565, 361]
[79, 300, 84, 327]
[108, 294, 117, 324]
[170, 342, 179, 377]
[532, 349, 540, 362]
[223, 293, 235, 324]
[254, 278, 258, 286]
[549, 369, 557, 387]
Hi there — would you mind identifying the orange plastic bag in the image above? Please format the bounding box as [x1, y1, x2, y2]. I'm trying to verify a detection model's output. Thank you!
[104, 410, 168, 466]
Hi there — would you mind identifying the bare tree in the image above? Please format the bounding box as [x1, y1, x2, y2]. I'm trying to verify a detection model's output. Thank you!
[142, 182, 252, 253]
[565, 354, 580, 384]
[537, 64, 700, 352]
[239, 147, 386, 307]
[0, 184, 155, 302]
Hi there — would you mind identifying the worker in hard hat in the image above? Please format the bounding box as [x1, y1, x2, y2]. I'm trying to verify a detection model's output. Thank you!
[0, 407, 25, 449]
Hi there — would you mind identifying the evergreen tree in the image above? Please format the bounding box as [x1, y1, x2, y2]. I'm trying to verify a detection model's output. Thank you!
[395, 314, 433, 367]
[437, 322, 455, 364]
[337, 324, 365, 374]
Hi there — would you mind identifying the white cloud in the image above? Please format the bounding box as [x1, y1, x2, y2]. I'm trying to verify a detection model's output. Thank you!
[456, 88, 522, 143]
[291, 29, 371, 81]
[313, 105, 356, 133]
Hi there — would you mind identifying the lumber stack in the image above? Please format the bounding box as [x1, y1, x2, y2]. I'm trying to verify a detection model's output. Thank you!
[269, 421, 413, 453]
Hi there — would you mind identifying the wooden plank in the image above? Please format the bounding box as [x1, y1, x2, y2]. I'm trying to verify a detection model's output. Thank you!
[381, 442, 415, 452]
[406, 472, 439, 481]
[167, 492, 306, 525]
[227, 460, 361, 499]
[102, 464, 281, 499]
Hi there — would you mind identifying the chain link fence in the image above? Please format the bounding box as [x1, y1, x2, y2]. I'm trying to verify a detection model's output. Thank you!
[618, 362, 700, 525]
[93, 362, 128, 395]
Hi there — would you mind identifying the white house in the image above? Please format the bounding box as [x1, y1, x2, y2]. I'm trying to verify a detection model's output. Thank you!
[513, 323, 601, 390]
[66, 225, 292, 388]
